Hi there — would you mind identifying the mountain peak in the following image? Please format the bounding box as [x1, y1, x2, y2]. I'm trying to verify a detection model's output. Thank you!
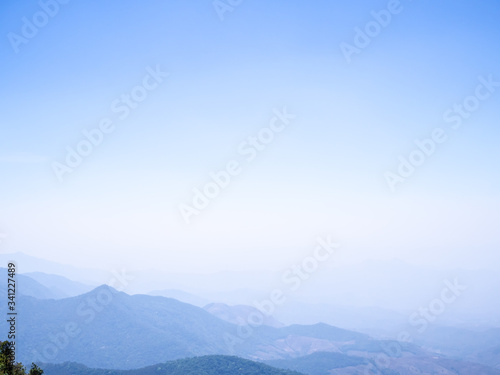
[87, 284, 122, 295]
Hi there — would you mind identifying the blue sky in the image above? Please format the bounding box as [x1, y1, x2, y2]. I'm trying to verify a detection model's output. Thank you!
[0, 0, 499, 273]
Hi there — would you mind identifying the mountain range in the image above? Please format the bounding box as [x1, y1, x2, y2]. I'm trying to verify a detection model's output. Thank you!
[1, 255, 500, 374]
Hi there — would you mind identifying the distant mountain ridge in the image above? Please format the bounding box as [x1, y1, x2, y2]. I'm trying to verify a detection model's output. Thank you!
[2, 254, 500, 374]
[7, 285, 237, 369]
[0, 267, 94, 300]
[148, 289, 209, 307]
[3, 252, 500, 330]
[23, 271, 95, 298]
[204, 302, 285, 328]
[2, 284, 500, 374]
[1, 267, 61, 299]
[0, 252, 107, 284]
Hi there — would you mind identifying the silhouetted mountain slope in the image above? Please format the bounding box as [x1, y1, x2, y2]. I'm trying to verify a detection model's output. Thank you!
[4, 285, 379, 369]
[4, 285, 500, 374]
[41, 356, 305, 375]
[10, 286, 237, 368]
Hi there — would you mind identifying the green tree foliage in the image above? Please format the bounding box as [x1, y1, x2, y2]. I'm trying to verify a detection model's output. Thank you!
[0, 341, 43, 375]
[42, 356, 304, 375]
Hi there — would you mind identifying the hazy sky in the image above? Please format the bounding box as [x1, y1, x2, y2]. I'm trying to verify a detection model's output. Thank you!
[0, 0, 499, 273]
